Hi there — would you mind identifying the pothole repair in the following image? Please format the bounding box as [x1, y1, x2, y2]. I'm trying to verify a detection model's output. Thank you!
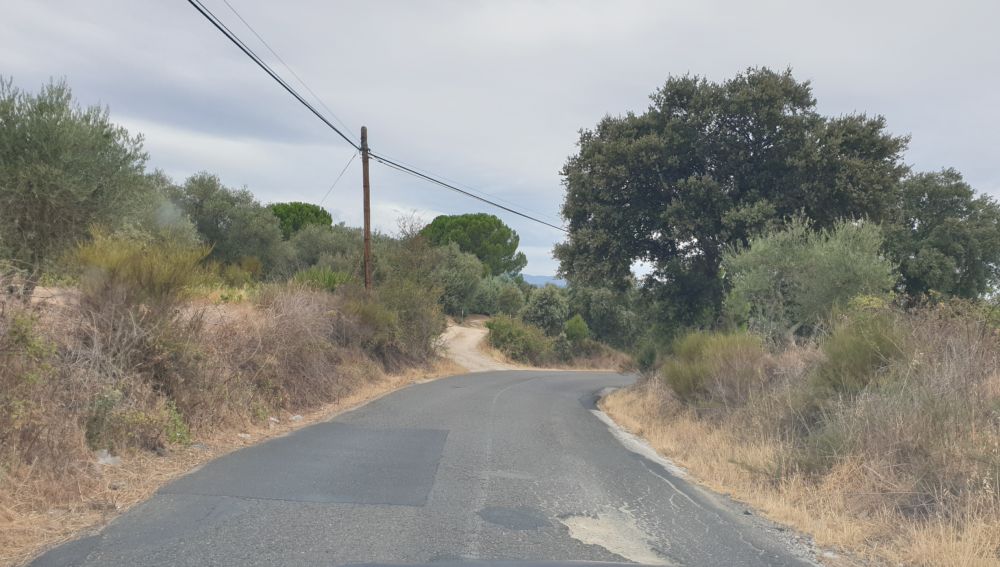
[559, 511, 672, 565]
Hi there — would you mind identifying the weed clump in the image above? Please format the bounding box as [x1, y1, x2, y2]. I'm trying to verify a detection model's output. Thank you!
[486, 315, 553, 365]
[660, 331, 772, 407]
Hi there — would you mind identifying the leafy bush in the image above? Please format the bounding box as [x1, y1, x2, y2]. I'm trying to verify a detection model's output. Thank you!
[432, 243, 483, 316]
[496, 283, 525, 315]
[220, 263, 255, 287]
[343, 277, 445, 370]
[485, 315, 553, 365]
[288, 223, 361, 272]
[635, 341, 658, 375]
[810, 306, 908, 396]
[293, 266, 351, 292]
[375, 276, 446, 366]
[76, 230, 211, 311]
[168, 173, 287, 276]
[723, 218, 897, 342]
[520, 284, 569, 336]
[472, 275, 524, 315]
[564, 314, 590, 344]
[567, 286, 639, 348]
[0, 79, 148, 294]
[660, 331, 772, 406]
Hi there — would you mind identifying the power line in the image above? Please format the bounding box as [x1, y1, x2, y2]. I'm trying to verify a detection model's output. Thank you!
[185, 0, 359, 150]
[219, 0, 356, 138]
[183, 0, 568, 234]
[367, 149, 566, 227]
[319, 151, 357, 206]
[371, 152, 568, 233]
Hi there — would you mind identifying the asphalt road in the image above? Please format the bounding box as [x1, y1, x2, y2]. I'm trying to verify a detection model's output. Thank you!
[33, 371, 815, 567]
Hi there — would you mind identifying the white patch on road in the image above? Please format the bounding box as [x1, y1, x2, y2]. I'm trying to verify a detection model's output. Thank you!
[559, 511, 672, 565]
[589, 409, 688, 478]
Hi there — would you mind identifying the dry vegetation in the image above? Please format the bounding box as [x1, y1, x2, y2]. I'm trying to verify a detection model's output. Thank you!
[602, 304, 1000, 566]
[484, 313, 632, 370]
[0, 236, 456, 565]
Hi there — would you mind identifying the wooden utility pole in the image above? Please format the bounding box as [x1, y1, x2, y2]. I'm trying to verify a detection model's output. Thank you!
[361, 126, 373, 291]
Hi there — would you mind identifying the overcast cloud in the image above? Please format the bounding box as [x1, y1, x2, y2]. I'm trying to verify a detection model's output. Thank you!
[2, 0, 998, 275]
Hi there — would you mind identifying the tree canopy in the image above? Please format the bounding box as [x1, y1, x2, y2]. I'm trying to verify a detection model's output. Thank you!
[267, 201, 332, 239]
[521, 284, 569, 336]
[167, 173, 288, 274]
[884, 169, 1000, 298]
[0, 78, 148, 286]
[420, 213, 527, 275]
[723, 218, 897, 341]
[556, 67, 909, 326]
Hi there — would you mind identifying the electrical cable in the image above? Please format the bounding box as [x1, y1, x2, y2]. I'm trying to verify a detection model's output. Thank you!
[185, 0, 359, 150]
[184, 0, 568, 233]
[219, 0, 356, 138]
[370, 151, 568, 233]
[319, 151, 357, 206]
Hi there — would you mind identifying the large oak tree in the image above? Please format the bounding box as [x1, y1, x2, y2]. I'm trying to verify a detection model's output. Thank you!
[556, 68, 909, 326]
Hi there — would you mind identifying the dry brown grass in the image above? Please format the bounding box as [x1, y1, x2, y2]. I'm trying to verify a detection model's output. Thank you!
[601, 306, 1000, 566]
[0, 284, 458, 567]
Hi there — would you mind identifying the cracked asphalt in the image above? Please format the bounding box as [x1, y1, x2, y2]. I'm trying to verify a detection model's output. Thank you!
[33, 371, 815, 566]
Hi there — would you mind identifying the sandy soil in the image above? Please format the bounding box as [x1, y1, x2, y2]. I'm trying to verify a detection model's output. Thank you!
[440, 316, 518, 372]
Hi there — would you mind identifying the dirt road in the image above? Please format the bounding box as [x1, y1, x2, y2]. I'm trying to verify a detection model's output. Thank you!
[440, 316, 517, 372]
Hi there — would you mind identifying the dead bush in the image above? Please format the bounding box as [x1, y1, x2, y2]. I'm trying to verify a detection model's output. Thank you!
[207, 287, 381, 419]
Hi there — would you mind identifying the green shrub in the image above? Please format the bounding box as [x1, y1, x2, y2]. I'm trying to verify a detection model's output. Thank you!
[76, 230, 210, 308]
[347, 296, 401, 363]
[811, 307, 908, 395]
[288, 223, 361, 271]
[564, 314, 590, 344]
[293, 266, 351, 292]
[431, 243, 483, 316]
[485, 315, 553, 365]
[723, 218, 897, 342]
[472, 276, 525, 315]
[74, 232, 208, 411]
[567, 286, 639, 348]
[661, 331, 772, 406]
[520, 284, 569, 336]
[168, 173, 290, 276]
[344, 276, 445, 370]
[635, 341, 658, 374]
[221, 263, 255, 287]
[496, 284, 525, 315]
[376, 276, 445, 364]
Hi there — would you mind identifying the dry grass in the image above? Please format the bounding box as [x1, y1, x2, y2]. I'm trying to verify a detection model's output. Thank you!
[0, 284, 458, 567]
[601, 306, 1000, 566]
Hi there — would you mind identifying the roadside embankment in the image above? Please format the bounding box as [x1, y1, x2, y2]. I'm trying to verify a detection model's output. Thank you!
[0, 282, 459, 566]
[601, 304, 1000, 566]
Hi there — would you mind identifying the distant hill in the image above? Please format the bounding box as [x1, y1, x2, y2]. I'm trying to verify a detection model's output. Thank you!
[521, 274, 567, 288]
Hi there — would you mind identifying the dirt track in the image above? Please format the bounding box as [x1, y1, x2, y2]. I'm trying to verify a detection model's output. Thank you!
[440, 316, 517, 372]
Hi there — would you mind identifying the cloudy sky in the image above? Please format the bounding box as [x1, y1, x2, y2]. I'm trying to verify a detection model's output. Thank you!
[3, 0, 998, 275]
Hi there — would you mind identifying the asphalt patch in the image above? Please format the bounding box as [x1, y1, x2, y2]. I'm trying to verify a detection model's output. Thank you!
[162, 423, 448, 506]
[478, 506, 550, 530]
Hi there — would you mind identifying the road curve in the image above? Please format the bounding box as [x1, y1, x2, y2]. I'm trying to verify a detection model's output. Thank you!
[33, 371, 814, 567]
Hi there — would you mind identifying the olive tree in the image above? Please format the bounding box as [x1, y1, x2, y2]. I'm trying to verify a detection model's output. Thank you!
[520, 284, 569, 336]
[0, 78, 148, 293]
